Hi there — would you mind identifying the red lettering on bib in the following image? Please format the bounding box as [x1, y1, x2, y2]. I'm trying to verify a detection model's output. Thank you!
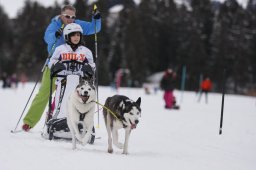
[61, 53, 86, 62]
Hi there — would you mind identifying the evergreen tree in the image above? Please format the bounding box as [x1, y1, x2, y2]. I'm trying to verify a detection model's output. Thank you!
[74, 0, 88, 19]
[210, 0, 251, 93]
[95, 0, 112, 85]
[175, 5, 207, 90]
[154, 0, 179, 71]
[246, 0, 256, 88]
[181, 0, 215, 90]
[106, 0, 137, 85]
[135, 0, 164, 79]
[13, 0, 55, 79]
[0, 5, 13, 74]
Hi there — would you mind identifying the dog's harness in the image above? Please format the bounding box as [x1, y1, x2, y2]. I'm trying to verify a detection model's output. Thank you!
[77, 100, 95, 121]
[79, 111, 88, 121]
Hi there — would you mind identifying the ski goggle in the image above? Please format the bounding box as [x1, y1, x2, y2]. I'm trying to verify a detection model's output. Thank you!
[62, 14, 76, 19]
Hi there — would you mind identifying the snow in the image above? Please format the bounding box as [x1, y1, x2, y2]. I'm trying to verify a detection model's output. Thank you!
[109, 4, 124, 13]
[0, 83, 256, 170]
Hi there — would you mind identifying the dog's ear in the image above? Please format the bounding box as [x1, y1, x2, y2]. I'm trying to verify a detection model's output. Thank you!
[89, 78, 95, 89]
[79, 76, 83, 85]
[135, 97, 141, 107]
[79, 76, 86, 86]
[119, 101, 126, 111]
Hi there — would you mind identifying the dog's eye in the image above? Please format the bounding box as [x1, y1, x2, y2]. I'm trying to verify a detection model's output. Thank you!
[88, 88, 91, 91]
[81, 87, 84, 90]
[130, 112, 134, 115]
[137, 112, 140, 115]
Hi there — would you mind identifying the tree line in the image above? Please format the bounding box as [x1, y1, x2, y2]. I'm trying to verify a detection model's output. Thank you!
[0, 0, 255, 94]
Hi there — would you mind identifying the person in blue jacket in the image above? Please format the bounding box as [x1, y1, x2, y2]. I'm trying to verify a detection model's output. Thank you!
[22, 4, 101, 131]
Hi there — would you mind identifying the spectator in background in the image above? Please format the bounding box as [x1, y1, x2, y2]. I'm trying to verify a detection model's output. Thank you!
[160, 68, 179, 110]
[1, 72, 9, 88]
[198, 76, 212, 104]
[10, 73, 19, 89]
[19, 72, 28, 88]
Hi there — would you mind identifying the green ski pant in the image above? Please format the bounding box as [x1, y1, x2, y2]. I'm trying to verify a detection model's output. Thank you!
[23, 67, 56, 128]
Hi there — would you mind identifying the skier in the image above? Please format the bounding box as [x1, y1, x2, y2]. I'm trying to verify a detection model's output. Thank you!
[160, 68, 179, 110]
[1, 72, 9, 88]
[198, 76, 212, 104]
[22, 4, 101, 131]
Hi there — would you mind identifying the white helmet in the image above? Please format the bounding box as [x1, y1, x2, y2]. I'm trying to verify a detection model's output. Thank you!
[63, 23, 83, 43]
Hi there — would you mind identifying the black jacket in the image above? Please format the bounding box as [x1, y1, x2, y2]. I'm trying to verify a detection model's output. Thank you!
[160, 72, 176, 91]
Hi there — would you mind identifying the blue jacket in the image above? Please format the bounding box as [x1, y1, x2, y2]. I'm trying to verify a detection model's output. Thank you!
[44, 15, 101, 53]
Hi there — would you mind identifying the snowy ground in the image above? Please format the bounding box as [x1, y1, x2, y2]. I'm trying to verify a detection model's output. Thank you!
[0, 83, 256, 170]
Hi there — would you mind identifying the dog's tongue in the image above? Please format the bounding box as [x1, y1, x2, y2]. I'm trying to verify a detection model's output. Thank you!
[81, 96, 89, 103]
[131, 124, 136, 129]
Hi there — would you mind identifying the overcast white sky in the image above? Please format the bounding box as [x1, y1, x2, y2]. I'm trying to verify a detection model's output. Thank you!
[0, 0, 249, 19]
[0, 0, 76, 18]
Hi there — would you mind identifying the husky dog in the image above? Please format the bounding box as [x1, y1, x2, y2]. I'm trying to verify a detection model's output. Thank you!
[67, 78, 96, 149]
[103, 95, 141, 154]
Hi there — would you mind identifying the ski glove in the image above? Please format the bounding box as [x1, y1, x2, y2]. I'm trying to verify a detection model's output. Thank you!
[93, 9, 101, 19]
[55, 28, 63, 38]
[51, 62, 66, 77]
[82, 63, 94, 79]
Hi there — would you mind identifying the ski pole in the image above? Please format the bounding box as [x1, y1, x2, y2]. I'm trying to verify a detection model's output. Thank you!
[219, 69, 226, 135]
[11, 80, 39, 133]
[11, 63, 47, 133]
[42, 24, 65, 72]
[180, 65, 186, 103]
[93, 4, 100, 128]
[11, 25, 64, 133]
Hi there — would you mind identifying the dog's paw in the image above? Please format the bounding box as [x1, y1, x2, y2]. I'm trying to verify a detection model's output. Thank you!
[108, 148, 113, 153]
[81, 135, 90, 145]
[75, 134, 83, 142]
[114, 142, 124, 149]
[81, 141, 88, 146]
[122, 151, 128, 155]
[72, 139, 77, 150]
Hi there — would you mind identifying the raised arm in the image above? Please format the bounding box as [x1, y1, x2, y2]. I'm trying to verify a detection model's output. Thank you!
[76, 18, 101, 36]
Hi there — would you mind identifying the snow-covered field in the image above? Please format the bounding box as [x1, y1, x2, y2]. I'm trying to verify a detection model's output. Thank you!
[0, 83, 255, 170]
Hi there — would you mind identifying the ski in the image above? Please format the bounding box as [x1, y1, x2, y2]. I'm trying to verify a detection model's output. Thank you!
[10, 129, 23, 133]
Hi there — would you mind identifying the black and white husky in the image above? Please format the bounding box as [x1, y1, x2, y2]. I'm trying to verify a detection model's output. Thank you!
[103, 95, 141, 154]
[67, 78, 96, 149]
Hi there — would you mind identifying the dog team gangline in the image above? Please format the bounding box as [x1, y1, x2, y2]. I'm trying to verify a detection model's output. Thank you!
[92, 100, 120, 120]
